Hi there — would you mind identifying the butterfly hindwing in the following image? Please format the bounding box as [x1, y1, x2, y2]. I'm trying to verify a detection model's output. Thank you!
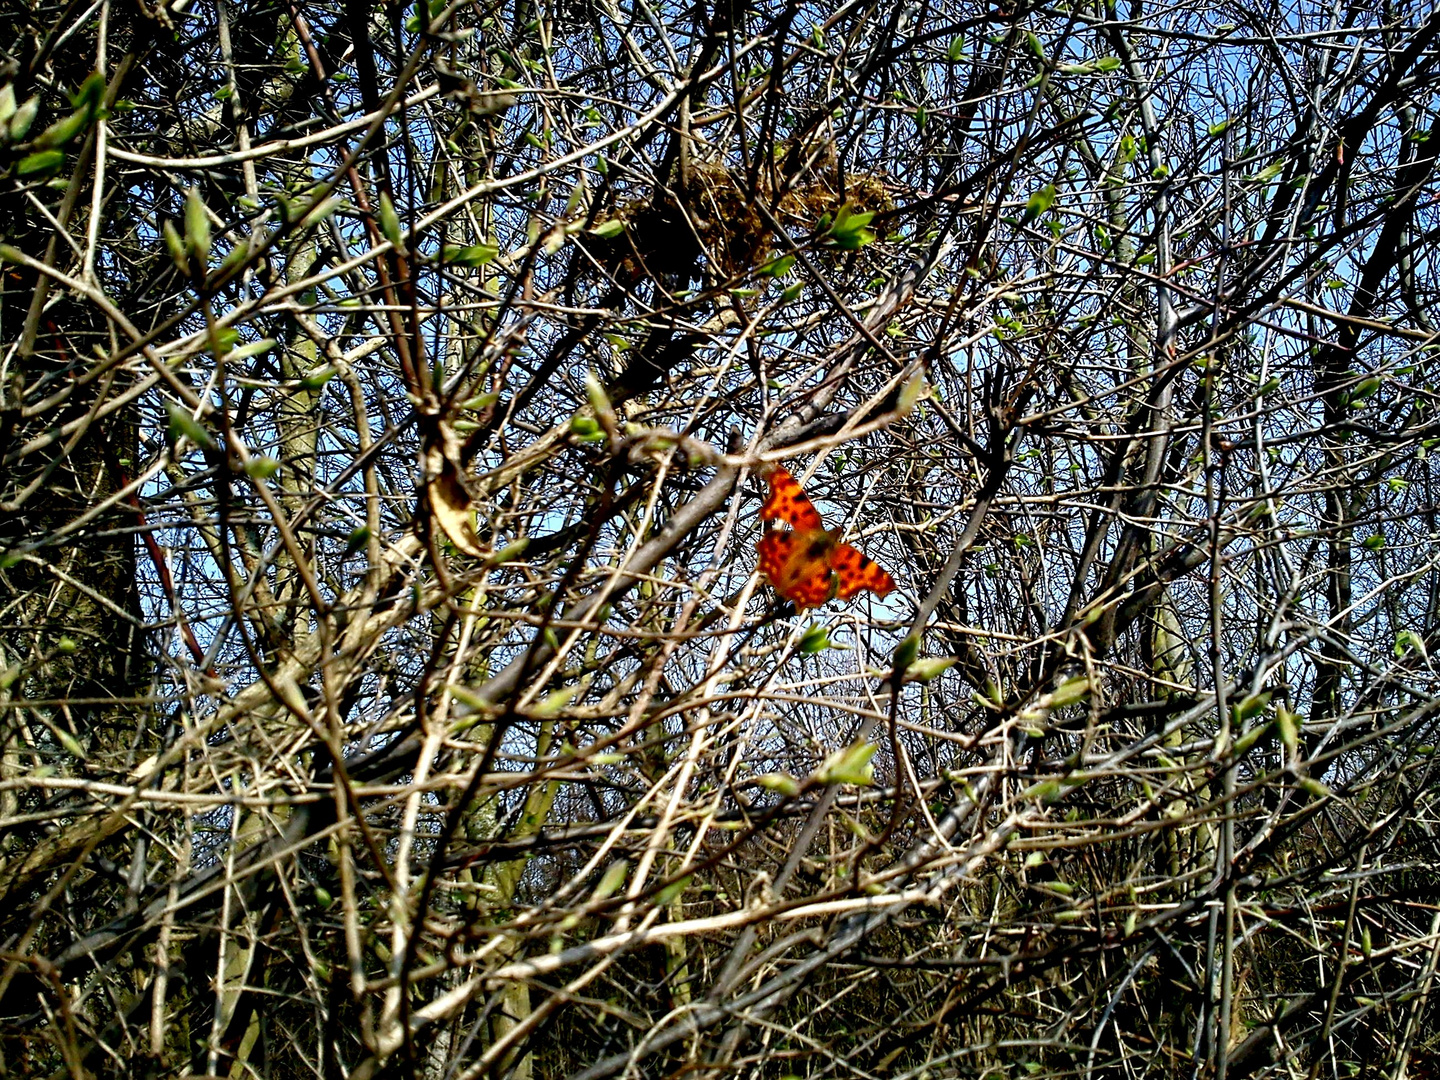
[761, 467, 823, 531]
[756, 531, 796, 588]
[756, 529, 837, 610]
[787, 570, 838, 609]
[831, 542, 896, 600]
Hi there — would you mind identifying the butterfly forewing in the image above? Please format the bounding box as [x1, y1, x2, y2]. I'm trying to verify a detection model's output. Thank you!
[761, 467, 823, 531]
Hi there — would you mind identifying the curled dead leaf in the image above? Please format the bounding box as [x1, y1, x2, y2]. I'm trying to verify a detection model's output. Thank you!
[423, 435, 487, 557]
[428, 465, 486, 557]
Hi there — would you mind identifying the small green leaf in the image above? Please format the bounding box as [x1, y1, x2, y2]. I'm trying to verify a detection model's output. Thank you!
[903, 656, 957, 683]
[1049, 676, 1090, 708]
[215, 244, 252, 279]
[70, 72, 105, 113]
[244, 456, 281, 479]
[814, 741, 877, 786]
[461, 391, 499, 411]
[33, 109, 90, 150]
[947, 36, 966, 61]
[184, 189, 211, 262]
[1363, 534, 1385, 551]
[1233, 690, 1271, 722]
[897, 371, 927, 415]
[209, 325, 241, 355]
[228, 338, 277, 361]
[892, 633, 920, 674]
[1024, 183, 1056, 219]
[563, 177, 587, 215]
[1349, 376, 1381, 403]
[378, 191, 403, 248]
[654, 874, 690, 906]
[589, 218, 625, 239]
[56, 637, 78, 655]
[1298, 777, 1331, 799]
[1023, 779, 1063, 803]
[1095, 56, 1122, 72]
[343, 526, 371, 556]
[1208, 118, 1232, 136]
[485, 537, 529, 567]
[826, 203, 876, 249]
[446, 684, 493, 720]
[15, 149, 64, 177]
[1245, 162, 1284, 185]
[532, 682, 581, 718]
[165, 401, 217, 451]
[299, 364, 337, 390]
[53, 727, 86, 759]
[759, 254, 796, 278]
[7, 96, 39, 142]
[314, 886, 334, 909]
[443, 241, 499, 266]
[755, 773, 801, 796]
[591, 859, 628, 902]
[162, 221, 189, 274]
[336, 529, 371, 561]
[1232, 720, 1272, 757]
[301, 198, 339, 226]
[1395, 629, 1427, 659]
[799, 623, 832, 655]
[585, 370, 615, 420]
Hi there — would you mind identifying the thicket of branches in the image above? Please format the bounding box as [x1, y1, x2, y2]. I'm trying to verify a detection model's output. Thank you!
[4, 0, 1440, 1075]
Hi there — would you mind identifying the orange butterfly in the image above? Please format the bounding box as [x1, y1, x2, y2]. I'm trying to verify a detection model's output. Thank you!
[755, 467, 895, 610]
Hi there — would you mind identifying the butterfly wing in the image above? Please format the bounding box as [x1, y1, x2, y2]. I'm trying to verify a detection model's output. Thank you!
[830, 542, 895, 601]
[761, 467, 823, 531]
[757, 530, 837, 610]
